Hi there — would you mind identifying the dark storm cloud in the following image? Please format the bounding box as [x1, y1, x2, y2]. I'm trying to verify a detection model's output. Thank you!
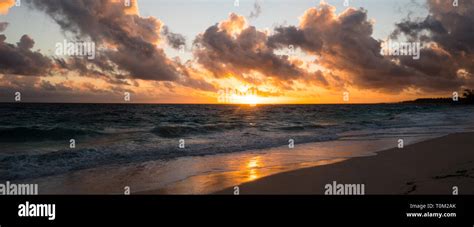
[0, 34, 53, 76]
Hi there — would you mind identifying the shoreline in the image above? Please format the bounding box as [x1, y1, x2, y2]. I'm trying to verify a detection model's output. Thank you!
[216, 132, 474, 194]
[21, 132, 473, 195]
[25, 132, 429, 194]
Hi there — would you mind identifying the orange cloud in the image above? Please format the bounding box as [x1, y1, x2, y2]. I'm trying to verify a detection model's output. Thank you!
[219, 13, 247, 36]
[0, 0, 14, 15]
[110, 0, 140, 15]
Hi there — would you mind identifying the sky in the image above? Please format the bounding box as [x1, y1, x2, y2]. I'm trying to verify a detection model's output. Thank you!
[0, 0, 473, 104]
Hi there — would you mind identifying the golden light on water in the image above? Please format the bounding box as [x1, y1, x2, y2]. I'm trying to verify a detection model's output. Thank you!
[246, 156, 261, 180]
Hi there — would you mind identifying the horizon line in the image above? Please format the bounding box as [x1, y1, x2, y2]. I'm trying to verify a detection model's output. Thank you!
[0, 99, 456, 105]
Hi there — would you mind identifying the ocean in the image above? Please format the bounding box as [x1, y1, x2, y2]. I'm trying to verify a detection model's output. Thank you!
[1, 103, 474, 193]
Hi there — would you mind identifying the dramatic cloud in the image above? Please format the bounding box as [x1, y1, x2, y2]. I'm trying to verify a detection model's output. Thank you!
[0, 0, 15, 15]
[26, 0, 182, 81]
[219, 13, 247, 36]
[0, 34, 53, 76]
[0, 22, 54, 76]
[297, 4, 418, 92]
[391, 0, 474, 90]
[267, 2, 473, 92]
[194, 13, 323, 86]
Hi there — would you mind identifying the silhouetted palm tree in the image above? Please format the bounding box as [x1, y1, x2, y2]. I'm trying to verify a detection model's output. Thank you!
[463, 89, 474, 104]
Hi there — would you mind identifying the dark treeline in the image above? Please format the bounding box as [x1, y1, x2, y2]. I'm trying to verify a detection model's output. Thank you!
[402, 89, 474, 104]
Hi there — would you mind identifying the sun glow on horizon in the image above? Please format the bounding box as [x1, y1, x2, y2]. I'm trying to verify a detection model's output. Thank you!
[231, 94, 261, 106]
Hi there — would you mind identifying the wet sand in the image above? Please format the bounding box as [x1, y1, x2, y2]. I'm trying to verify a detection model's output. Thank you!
[217, 133, 474, 194]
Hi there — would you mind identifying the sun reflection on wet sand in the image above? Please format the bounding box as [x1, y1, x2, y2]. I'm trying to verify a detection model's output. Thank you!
[246, 156, 261, 181]
[150, 156, 346, 194]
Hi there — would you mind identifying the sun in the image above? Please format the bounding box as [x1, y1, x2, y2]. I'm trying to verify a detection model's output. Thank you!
[232, 94, 261, 106]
